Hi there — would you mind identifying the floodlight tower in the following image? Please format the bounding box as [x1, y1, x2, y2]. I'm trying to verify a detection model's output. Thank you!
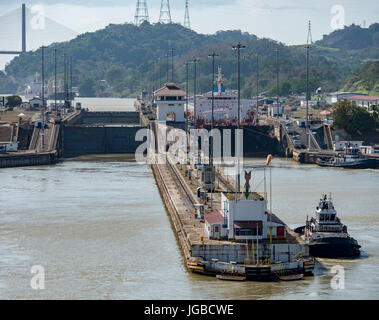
[159, 0, 172, 24]
[134, 0, 149, 26]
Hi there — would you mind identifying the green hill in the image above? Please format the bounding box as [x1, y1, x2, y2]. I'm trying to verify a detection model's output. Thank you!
[341, 60, 379, 95]
[2, 22, 379, 98]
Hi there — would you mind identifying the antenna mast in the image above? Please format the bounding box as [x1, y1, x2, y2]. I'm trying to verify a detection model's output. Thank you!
[134, 0, 149, 26]
[184, 0, 190, 29]
[159, 0, 172, 24]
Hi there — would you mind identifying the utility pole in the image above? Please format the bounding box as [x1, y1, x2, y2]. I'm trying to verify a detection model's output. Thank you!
[193, 58, 198, 128]
[70, 56, 73, 107]
[166, 52, 169, 83]
[158, 57, 162, 88]
[208, 52, 218, 210]
[54, 48, 57, 112]
[63, 53, 67, 114]
[306, 20, 313, 150]
[275, 47, 279, 118]
[171, 47, 174, 82]
[256, 54, 259, 116]
[232, 42, 245, 193]
[185, 61, 189, 133]
[40, 46, 45, 153]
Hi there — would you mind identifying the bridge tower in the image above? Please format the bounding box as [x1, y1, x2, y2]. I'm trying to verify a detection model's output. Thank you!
[134, 0, 149, 26]
[159, 0, 172, 24]
[184, 0, 190, 29]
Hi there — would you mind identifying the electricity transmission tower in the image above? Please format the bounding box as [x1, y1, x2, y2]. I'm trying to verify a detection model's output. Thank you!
[159, 0, 172, 24]
[134, 0, 149, 26]
[184, 0, 190, 29]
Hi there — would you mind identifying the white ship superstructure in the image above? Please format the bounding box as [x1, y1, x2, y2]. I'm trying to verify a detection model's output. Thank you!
[195, 68, 256, 126]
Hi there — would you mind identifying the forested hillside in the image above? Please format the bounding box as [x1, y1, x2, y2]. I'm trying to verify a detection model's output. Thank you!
[2, 22, 379, 98]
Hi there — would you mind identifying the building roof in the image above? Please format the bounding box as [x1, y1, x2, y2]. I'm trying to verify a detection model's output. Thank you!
[344, 95, 379, 101]
[204, 210, 224, 224]
[154, 82, 186, 97]
[266, 212, 286, 225]
[234, 220, 263, 229]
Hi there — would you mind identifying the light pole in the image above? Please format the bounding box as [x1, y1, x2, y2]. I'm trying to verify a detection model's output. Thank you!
[70, 55, 73, 108]
[171, 47, 174, 82]
[166, 52, 169, 83]
[306, 42, 310, 150]
[185, 61, 190, 133]
[256, 54, 259, 116]
[232, 42, 245, 128]
[275, 47, 279, 119]
[208, 51, 218, 210]
[54, 48, 57, 112]
[193, 57, 198, 128]
[40, 45, 45, 153]
[232, 42, 245, 193]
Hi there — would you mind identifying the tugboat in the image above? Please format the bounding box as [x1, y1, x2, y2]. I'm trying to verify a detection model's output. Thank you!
[316, 144, 377, 169]
[295, 194, 361, 258]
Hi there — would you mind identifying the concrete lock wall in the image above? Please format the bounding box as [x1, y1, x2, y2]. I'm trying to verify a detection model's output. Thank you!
[192, 242, 308, 264]
[78, 112, 141, 125]
[63, 126, 144, 158]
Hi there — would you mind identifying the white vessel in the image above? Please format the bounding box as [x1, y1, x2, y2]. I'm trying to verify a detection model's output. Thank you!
[195, 68, 256, 127]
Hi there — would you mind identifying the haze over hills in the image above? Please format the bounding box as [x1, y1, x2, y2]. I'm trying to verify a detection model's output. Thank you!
[1, 22, 378, 98]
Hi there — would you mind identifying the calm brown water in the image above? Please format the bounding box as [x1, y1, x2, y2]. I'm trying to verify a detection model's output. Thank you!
[0, 155, 378, 299]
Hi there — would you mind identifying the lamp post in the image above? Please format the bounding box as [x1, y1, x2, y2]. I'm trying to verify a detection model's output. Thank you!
[275, 47, 279, 119]
[193, 57, 198, 128]
[185, 61, 190, 133]
[256, 54, 259, 116]
[40, 45, 45, 153]
[208, 52, 218, 210]
[166, 52, 169, 83]
[306, 42, 310, 150]
[54, 48, 57, 112]
[171, 47, 174, 82]
[232, 42, 245, 193]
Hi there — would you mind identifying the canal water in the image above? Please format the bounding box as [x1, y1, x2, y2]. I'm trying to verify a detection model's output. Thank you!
[0, 98, 378, 299]
[0, 156, 378, 299]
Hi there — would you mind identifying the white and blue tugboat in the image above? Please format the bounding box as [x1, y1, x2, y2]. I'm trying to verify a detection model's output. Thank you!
[295, 194, 361, 258]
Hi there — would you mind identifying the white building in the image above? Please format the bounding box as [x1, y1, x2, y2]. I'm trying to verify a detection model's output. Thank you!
[343, 95, 379, 110]
[154, 82, 186, 123]
[334, 141, 363, 151]
[28, 97, 46, 109]
[268, 105, 283, 117]
[325, 92, 366, 105]
[204, 192, 286, 242]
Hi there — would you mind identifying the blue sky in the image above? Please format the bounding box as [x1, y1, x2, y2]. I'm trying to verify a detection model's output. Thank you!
[0, 0, 378, 70]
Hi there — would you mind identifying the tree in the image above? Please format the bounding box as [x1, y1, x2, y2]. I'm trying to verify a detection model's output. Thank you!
[79, 78, 96, 97]
[332, 100, 375, 135]
[5, 95, 22, 110]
